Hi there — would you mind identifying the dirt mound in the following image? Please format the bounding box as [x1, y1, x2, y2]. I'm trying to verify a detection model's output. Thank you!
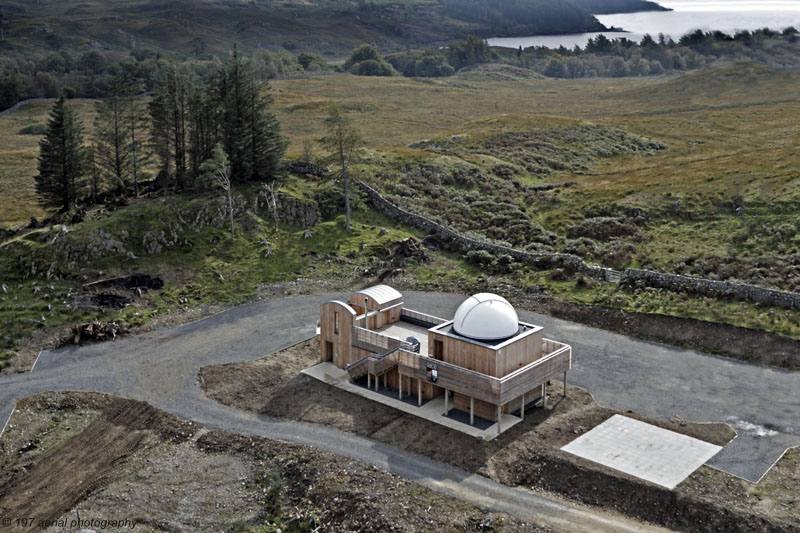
[83, 274, 164, 292]
[0, 394, 196, 527]
[1, 392, 542, 532]
[72, 274, 164, 311]
[72, 293, 131, 310]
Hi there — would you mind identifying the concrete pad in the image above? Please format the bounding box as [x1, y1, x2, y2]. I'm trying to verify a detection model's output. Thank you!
[561, 415, 722, 489]
[302, 362, 522, 440]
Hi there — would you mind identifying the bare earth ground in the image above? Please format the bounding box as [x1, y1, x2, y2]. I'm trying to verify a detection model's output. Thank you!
[0, 392, 545, 533]
[199, 338, 800, 532]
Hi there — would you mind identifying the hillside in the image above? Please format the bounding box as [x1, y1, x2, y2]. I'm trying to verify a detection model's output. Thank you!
[2, 64, 800, 374]
[0, 0, 662, 56]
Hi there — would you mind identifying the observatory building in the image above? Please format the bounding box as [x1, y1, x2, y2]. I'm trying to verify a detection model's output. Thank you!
[319, 285, 572, 434]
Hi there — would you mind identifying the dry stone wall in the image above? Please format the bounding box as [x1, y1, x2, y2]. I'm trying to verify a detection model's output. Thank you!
[621, 268, 800, 310]
[360, 181, 800, 310]
[359, 181, 614, 281]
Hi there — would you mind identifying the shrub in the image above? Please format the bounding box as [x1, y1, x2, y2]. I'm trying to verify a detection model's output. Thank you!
[543, 58, 569, 78]
[595, 241, 636, 269]
[490, 254, 515, 274]
[414, 56, 454, 77]
[386, 51, 454, 77]
[608, 57, 631, 77]
[567, 216, 639, 240]
[466, 249, 494, 268]
[349, 59, 396, 77]
[297, 52, 327, 71]
[18, 123, 47, 135]
[344, 44, 382, 70]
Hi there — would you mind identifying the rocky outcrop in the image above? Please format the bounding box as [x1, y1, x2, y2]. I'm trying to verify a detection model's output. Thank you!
[273, 195, 320, 228]
[52, 228, 133, 265]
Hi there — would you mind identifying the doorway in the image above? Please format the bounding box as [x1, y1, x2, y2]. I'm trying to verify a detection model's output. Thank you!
[433, 340, 444, 360]
[325, 341, 334, 362]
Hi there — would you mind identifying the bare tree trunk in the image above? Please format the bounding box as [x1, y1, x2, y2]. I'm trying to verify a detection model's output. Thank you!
[227, 188, 234, 242]
[215, 160, 234, 242]
[338, 123, 351, 231]
[344, 171, 350, 231]
[130, 97, 139, 197]
[264, 180, 280, 233]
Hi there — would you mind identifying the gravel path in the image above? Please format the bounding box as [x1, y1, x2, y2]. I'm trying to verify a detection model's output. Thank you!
[1, 291, 798, 527]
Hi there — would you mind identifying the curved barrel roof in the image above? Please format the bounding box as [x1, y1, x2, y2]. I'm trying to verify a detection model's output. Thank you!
[352, 285, 403, 309]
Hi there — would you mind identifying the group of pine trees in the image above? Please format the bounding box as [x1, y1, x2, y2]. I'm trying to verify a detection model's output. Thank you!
[34, 47, 286, 213]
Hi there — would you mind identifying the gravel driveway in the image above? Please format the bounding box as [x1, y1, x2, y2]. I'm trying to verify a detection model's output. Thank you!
[1, 291, 797, 527]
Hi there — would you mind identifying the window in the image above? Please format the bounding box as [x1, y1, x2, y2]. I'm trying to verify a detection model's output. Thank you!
[334, 311, 339, 334]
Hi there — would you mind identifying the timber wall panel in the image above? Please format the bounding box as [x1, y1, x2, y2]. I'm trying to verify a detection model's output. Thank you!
[320, 301, 356, 369]
[401, 308, 448, 327]
[498, 347, 571, 404]
[497, 330, 543, 377]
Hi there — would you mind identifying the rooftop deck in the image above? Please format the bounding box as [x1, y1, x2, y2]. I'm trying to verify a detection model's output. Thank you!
[376, 320, 430, 355]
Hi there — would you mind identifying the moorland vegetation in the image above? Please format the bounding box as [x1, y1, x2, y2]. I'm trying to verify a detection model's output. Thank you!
[1, 0, 800, 372]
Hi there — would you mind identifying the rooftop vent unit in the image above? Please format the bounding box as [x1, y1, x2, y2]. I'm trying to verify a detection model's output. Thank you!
[406, 336, 421, 353]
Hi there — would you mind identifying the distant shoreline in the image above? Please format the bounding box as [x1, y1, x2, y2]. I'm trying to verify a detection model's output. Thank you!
[486, 0, 671, 39]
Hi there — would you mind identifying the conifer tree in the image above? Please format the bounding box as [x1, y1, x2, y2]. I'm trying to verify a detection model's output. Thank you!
[149, 66, 191, 192]
[124, 79, 150, 197]
[248, 81, 286, 181]
[148, 81, 172, 190]
[35, 96, 86, 211]
[94, 81, 131, 195]
[215, 45, 285, 184]
[150, 46, 285, 193]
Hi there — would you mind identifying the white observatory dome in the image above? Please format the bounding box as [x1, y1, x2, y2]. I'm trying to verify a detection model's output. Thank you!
[452, 293, 519, 341]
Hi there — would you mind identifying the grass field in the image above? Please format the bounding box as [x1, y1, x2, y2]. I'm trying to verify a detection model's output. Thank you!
[273, 63, 800, 272]
[0, 99, 98, 226]
[274, 63, 800, 207]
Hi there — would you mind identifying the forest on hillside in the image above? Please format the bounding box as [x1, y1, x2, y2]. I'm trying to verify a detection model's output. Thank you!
[3, 26, 799, 113]
[0, 0, 661, 57]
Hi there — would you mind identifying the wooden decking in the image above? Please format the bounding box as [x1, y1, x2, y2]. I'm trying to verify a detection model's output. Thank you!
[397, 340, 571, 406]
[341, 308, 572, 436]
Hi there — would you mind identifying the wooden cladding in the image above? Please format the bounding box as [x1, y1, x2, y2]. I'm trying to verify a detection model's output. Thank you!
[429, 331, 498, 376]
[397, 340, 571, 406]
[352, 303, 402, 330]
[398, 349, 499, 404]
[367, 351, 401, 376]
[320, 301, 356, 367]
[499, 345, 570, 403]
[348, 292, 403, 313]
[352, 326, 407, 354]
[400, 308, 448, 327]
